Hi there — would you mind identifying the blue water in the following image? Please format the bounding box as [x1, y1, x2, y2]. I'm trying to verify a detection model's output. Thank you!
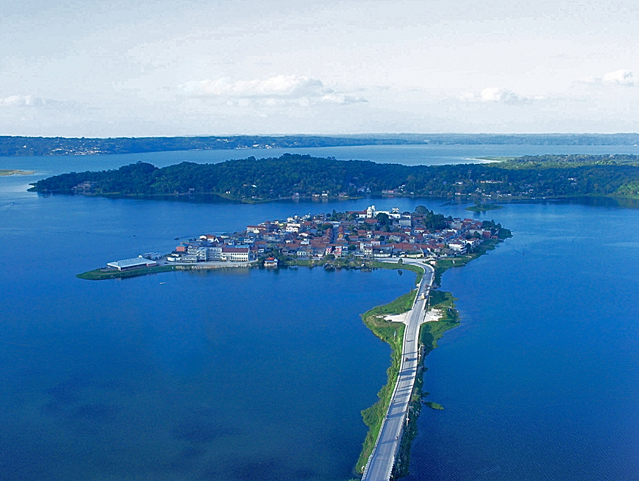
[0, 190, 420, 481]
[405, 202, 639, 481]
[4, 142, 639, 181]
[1, 145, 639, 480]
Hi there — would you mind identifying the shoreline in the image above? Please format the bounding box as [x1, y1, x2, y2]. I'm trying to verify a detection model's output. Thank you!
[76, 260, 252, 280]
[353, 240, 510, 478]
[36, 188, 639, 204]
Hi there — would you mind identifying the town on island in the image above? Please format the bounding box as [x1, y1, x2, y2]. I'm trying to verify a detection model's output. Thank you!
[84, 205, 509, 280]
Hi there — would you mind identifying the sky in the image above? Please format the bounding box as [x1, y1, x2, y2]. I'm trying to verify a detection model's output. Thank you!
[1, 0, 639, 137]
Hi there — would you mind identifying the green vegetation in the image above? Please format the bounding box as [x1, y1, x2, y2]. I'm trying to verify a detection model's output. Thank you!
[356, 289, 414, 473]
[421, 291, 461, 347]
[77, 265, 179, 280]
[477, 156, 515, 162]
[28, 153, 639, 202]
[505, 153, 639, 167]
[424, 402, 444, 410]
[364, 289, 417, 319]
[372, 261, 424, 285]
[614, 180, 639, 199]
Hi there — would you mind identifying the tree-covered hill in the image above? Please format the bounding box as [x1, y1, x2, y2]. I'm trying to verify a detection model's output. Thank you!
[28, 153, 639, 201]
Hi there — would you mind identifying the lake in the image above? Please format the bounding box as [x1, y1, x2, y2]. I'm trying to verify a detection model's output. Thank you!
[1, 144, 638, 480]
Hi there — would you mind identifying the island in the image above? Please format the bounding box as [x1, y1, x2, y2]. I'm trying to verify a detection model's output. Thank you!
[0, 169, 35, 176]
[29, 153, 639, 202]
[77, 205, 511, 480]
[78, 205, 509, 280]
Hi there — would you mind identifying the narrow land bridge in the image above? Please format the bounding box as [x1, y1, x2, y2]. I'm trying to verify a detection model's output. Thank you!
[361, 259, 435, 481]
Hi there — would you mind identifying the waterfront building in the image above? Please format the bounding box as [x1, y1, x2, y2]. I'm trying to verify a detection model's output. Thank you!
[264, 257, 278, 268]
[107, 257, 157, 271]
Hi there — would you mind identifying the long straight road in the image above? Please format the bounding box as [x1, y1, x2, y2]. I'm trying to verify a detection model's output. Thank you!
[361, 259, 435, 481]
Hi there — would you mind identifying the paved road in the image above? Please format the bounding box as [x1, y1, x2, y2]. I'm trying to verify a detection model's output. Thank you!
[361, 259, 435, 481]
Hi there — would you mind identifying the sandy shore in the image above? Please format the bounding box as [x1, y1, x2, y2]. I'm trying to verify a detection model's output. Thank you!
[383, 308, 443, 325]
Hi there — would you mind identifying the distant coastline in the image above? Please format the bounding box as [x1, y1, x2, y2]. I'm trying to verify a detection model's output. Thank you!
[3, 133, 639, 157]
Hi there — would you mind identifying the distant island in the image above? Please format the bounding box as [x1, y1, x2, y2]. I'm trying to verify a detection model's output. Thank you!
[3, 133, 639, 157]
[0, 169, 35, 176]
[29, 153, 639, 202]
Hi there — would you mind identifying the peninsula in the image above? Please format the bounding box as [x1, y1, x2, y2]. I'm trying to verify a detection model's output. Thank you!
[29, 153, 639, 202]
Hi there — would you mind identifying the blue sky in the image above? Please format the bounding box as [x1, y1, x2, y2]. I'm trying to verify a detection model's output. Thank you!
[1, 0, 639, 136]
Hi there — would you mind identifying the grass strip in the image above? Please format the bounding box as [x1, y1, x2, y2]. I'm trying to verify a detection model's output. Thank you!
[355, 289, 415, 474]
[77, 265, 179, 280]
[372, 261, 424, 285]
[354, 260, 426, 474]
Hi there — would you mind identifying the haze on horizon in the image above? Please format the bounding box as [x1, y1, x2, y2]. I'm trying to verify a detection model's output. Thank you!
[2, 0, 639, 137]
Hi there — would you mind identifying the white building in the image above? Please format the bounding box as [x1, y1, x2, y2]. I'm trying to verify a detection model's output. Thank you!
[221, 247, 251, 262]
[107, 257, 157, 271]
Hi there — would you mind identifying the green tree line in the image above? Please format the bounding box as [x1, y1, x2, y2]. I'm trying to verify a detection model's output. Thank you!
[28, 153, 639, 201]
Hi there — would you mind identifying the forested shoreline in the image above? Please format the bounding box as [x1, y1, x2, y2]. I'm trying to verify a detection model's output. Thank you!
[28, 153, 639, 201]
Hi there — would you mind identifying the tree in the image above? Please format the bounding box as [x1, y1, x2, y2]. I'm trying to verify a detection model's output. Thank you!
[376, 212, 390, 227]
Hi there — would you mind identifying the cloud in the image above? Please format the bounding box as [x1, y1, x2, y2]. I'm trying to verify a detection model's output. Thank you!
[319, 92, 367, 105]
[0, 95, 48, 107]
[459, 87, 538, 104]
[602, 70, 635, 85]
[583, 69, 637, 87]
[179, 75, 366, 106]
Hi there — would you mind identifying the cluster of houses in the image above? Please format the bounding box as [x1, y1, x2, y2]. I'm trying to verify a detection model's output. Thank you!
[165, 206, 500, 267]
